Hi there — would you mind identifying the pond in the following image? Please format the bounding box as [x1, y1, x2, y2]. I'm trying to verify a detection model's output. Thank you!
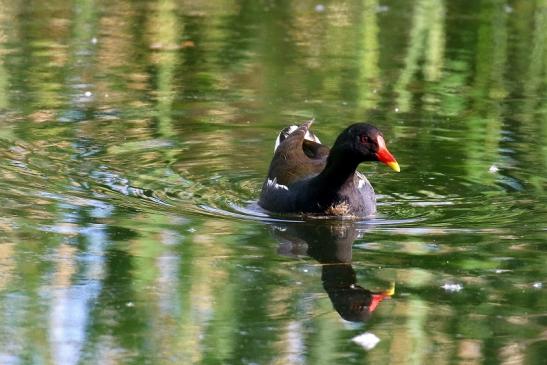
[0, 0, 545, 364]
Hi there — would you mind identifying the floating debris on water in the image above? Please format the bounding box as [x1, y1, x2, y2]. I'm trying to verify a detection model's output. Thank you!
[489, 165, 499, 173]
[441, 283, 463, 292]
[377, 5, 390, 13]
[315, 4, 325, 12]
[532, 282, 543, 289]
[352, 332, 380, 351]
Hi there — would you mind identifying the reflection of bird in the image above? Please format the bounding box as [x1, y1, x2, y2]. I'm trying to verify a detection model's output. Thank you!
[259, 120, 400, 217]
[273, 222, 394, 322]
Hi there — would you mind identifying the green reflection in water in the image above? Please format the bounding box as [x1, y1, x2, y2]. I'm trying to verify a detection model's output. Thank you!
[394, 0, 446, 113]
[356, 0, 380, 115]
[0, 0, 545, 364]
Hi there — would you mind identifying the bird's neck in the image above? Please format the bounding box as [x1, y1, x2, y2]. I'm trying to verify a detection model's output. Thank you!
[314, 150, 360, 191]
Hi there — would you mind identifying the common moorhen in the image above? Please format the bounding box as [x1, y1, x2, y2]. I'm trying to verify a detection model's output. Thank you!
[258, 120, 400, 216]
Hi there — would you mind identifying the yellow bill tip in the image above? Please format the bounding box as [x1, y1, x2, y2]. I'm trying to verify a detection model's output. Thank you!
[387, 161, 400, 172]
[384, 282, 396, 296]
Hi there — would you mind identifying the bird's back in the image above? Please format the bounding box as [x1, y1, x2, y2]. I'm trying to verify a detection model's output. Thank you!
[266, 121, 329, 186]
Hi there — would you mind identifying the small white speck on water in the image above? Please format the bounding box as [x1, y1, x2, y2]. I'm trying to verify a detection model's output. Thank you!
[84, 91, 92, 97]
[441, 283, 463, 292]
[126, 302, 135, 307]
[395, 107, 400, 113]
[91, 37, 98, 44]
[352, 332, 380, 351]
[376, 5, 390, 13]
[489, 164, 499, 173]
[187, 227, 196, 233]
[532, 282, 543, 289]
[504, 5, 513, 13]
[315, 4, 325, 12]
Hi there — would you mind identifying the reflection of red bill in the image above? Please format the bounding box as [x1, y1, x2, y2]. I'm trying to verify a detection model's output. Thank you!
[376, 136, 400, 172]
[370, 282, 395, 312]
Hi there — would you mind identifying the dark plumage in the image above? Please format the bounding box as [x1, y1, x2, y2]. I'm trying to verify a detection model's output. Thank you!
[258, 120, 400, 216]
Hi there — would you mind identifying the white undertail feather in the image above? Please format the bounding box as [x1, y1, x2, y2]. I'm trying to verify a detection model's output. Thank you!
[274, 125, 298, 152]
[305, 130, 321, 144]
[273, 121, 321, 152]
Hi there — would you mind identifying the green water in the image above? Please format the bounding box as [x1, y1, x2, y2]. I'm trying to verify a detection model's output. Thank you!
[0, 0, 546, 364]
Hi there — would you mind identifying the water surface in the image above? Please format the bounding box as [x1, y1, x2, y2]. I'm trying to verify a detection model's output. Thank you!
[0, 1, 545, 364]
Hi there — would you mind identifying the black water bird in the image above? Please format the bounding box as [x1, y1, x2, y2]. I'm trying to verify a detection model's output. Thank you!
[259, 120, 400, 216]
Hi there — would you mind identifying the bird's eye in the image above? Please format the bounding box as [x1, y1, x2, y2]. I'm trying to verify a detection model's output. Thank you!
[359, 135, 369, 144]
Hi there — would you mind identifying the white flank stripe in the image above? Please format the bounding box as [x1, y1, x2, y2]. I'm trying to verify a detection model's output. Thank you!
[267, 178, 289, 191]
